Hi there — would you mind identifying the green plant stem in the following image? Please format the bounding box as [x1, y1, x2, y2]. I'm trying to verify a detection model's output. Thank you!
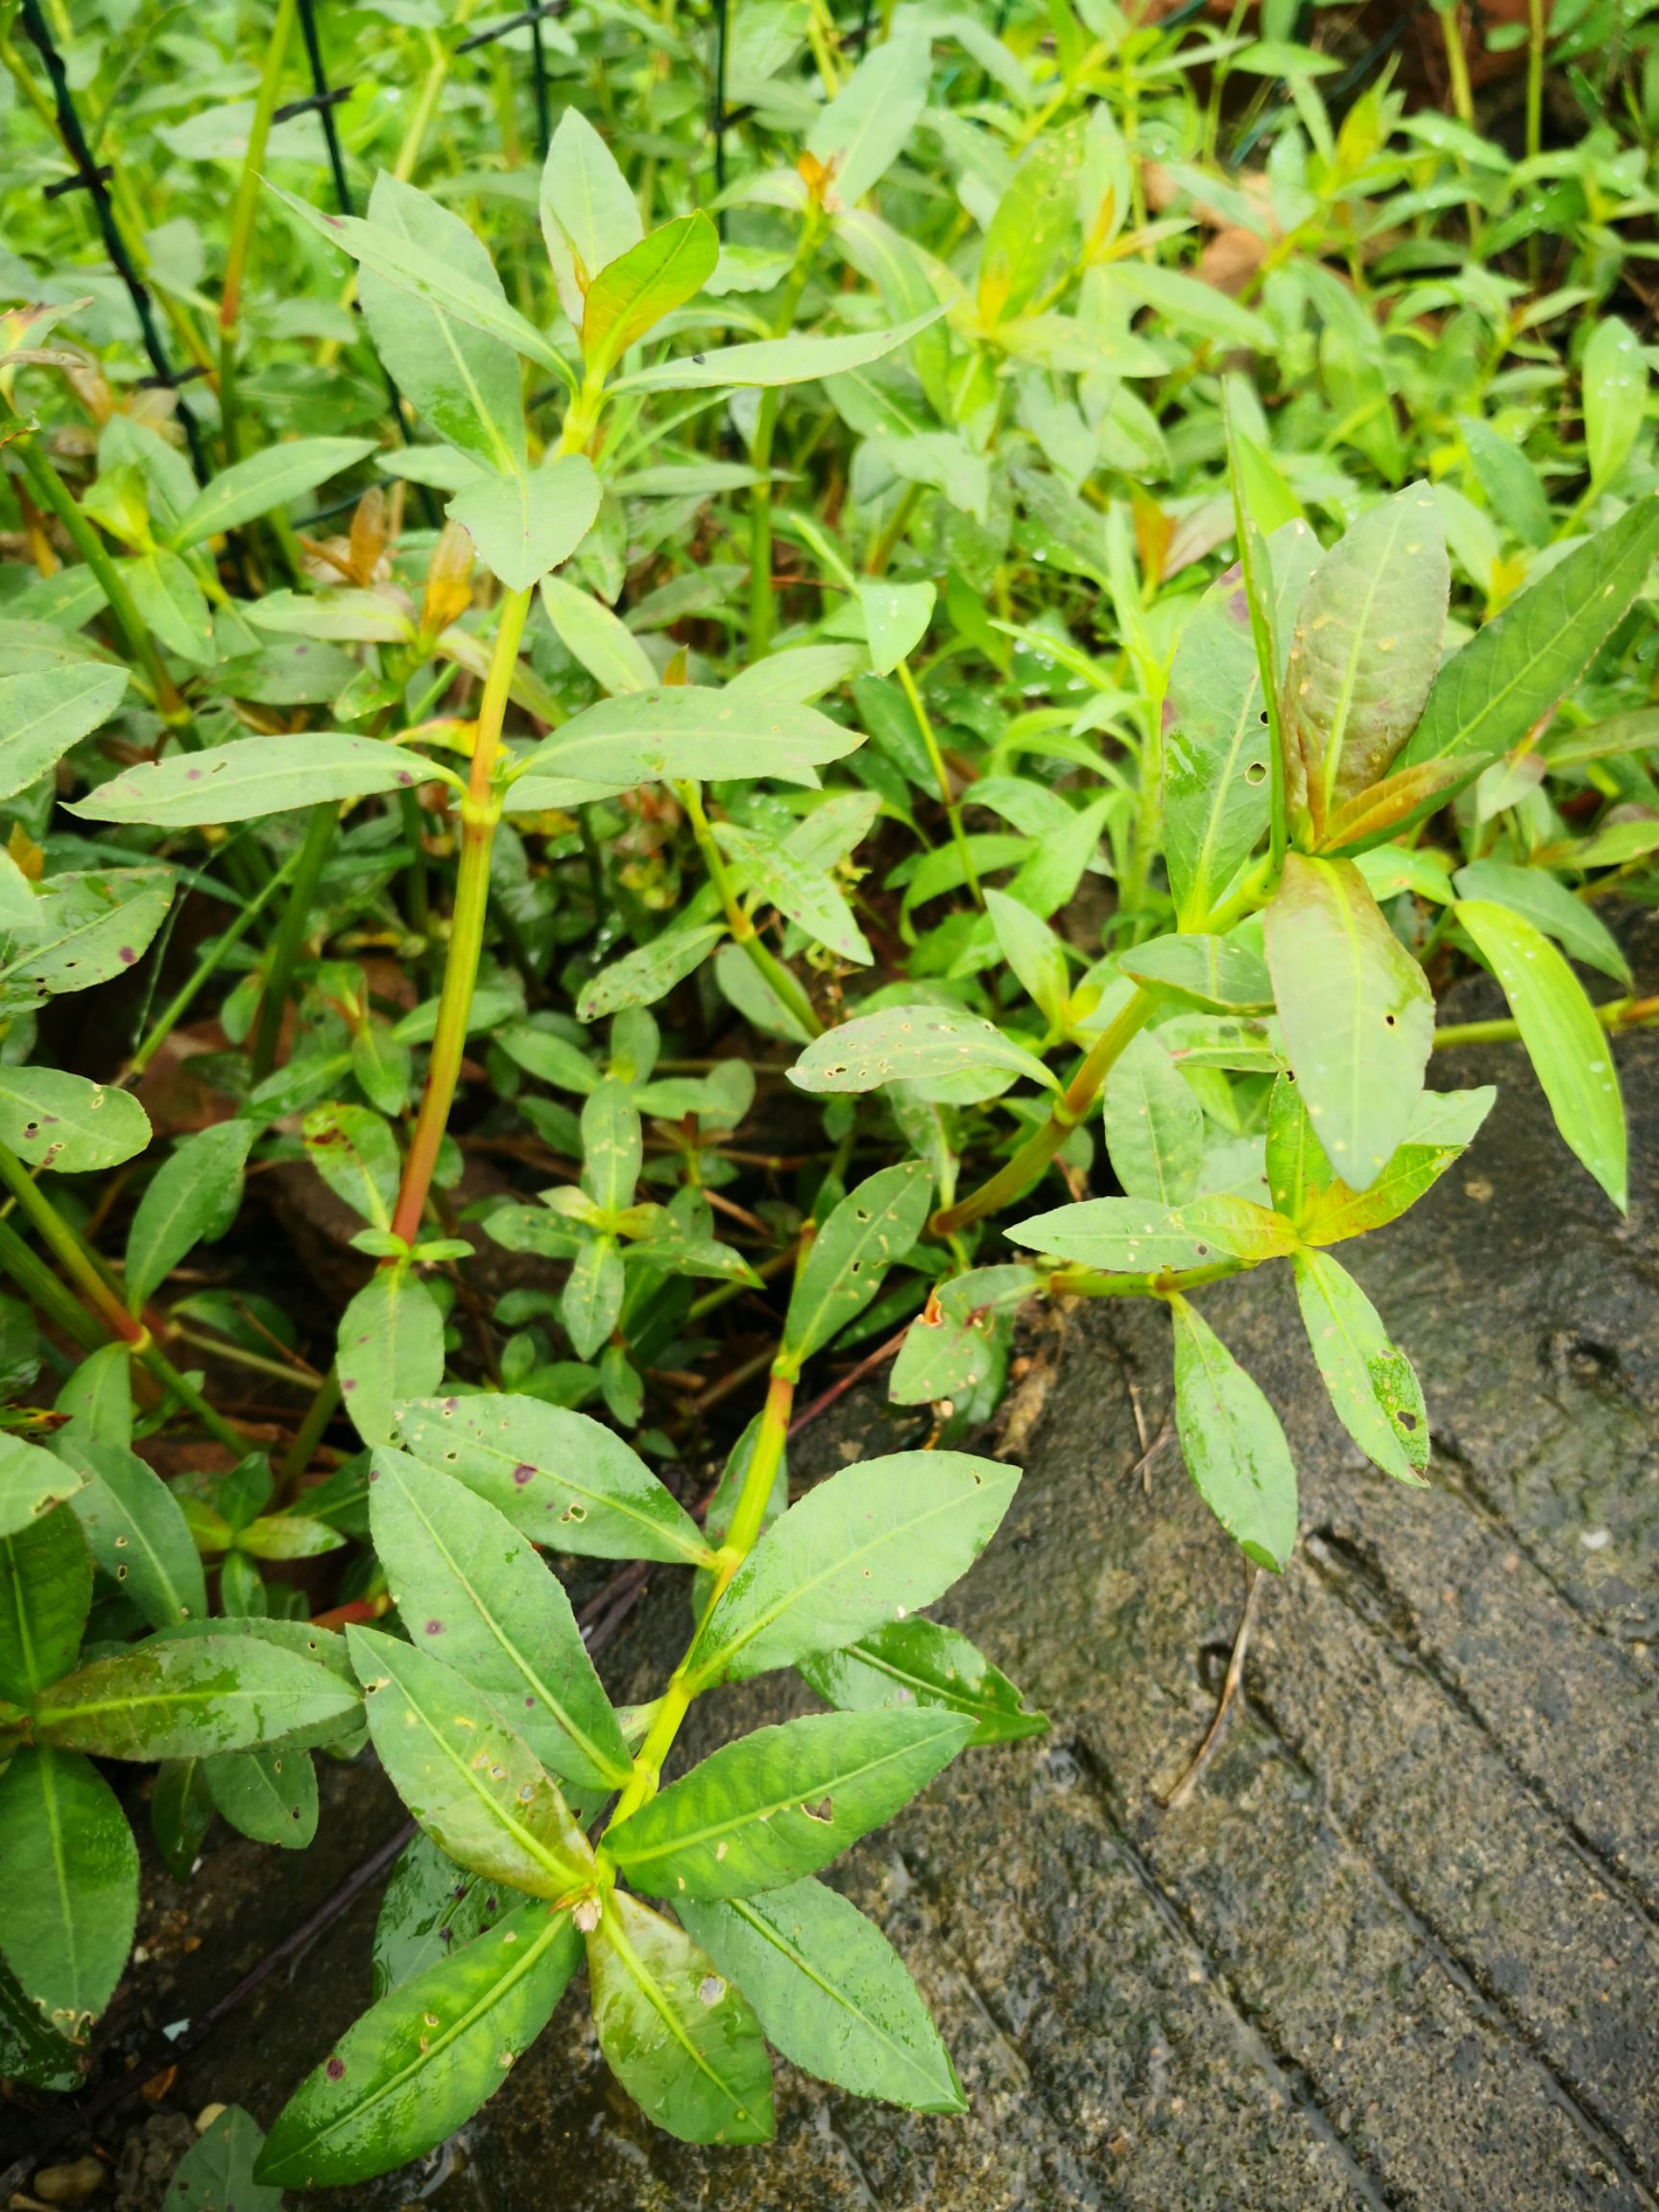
[388, 586, 532, 1250]
[930, 988, 1154, 1238]
[677, 781, 822, 1039]
[249, 801, 340, 1083]
[896, 660, 983, 909]
[0, 1214, 102, 1352]
[1526, 0, 1546, 162]
[1047, 1257, 1246, 1300]
[0, 1146, 247, 1447]
[217, 0, 298, 459]
[279, 1365, 342, 1485]
[1439, 2, 1476, 128]
[601, 1360, 796, 1831]
[1432, 992, 1659, 1052]
[126, 838, 305, 1082]
[748, 215, 823, 658]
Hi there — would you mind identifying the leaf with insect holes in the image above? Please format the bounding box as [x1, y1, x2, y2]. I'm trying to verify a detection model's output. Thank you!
[1264, 854, 1433, 1193]
[0, 1746, 137, 2044]
[679, 1878, 964, 2115]
[256, 1900, 580, 2189]
[204, 1745, 318, 1850]
[72, 733, 428, 828]
[338, 1269, 444, 1448]
[167, 438, 378, 549]
[447, 456, 601, 593]
[586, 1890, 773, 2146]
[581, 213, 720, 379]
[1007, 1191, 1298, 1273]
[789, 1005, 1056, 1095]
[126, 1119, 255, 1310]
[359, 172, 526, 476]
[798, 1616, 1046, 1746]
[576, 922, 728, 1023]
[0, 1436, 83, 1541]
[713, 823, 872, 965]
[0, 1067, 152, 1175]
[348, 1626, 592, 1896]
[392, 1395, 710, 1566]
[1279, 483, 1448, 837]
[1169, 1295, 1298, 1570]
[1118, 933, 1273, 1013]
[34, 1634, 361, 1760]
[0, 868, 175, 1008]
[513, 687, 861, 791]
[57, 1436, 206, 1631]
[368, 1446, 632, 1790]
[887, 1264, 1031, 1407]
[781, 1163, 933, 1365]
[1292, 1247, 1428, 1485]
[1401, 493, 1659, 774]
[686, 1452, 1019, 1687]
[1104, 1030, 1204, 1206]
[609, 1709, 973, 1901]
[610, 305, 948, 394]
[1455, 899, 1626, 1211]
[0, 665, 129, 804]
[0, 1505, 91, 1702]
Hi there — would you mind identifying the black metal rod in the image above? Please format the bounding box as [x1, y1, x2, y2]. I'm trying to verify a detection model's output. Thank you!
[711, 0, 729, 224]
[16, 0, 209, 482]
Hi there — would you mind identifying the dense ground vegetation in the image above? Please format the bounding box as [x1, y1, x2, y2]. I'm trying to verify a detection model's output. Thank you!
[0, 0, 1656, 2189]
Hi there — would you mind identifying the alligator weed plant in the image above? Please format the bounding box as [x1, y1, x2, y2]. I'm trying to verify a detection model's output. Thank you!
[1, 0, 1657, 2185]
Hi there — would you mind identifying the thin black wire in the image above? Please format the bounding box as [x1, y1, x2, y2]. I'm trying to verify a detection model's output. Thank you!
[710, 0, 729, 227]
[16, 0, 209, 482]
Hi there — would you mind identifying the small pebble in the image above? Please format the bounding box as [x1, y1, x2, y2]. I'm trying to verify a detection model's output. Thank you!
[31, 2160, 106, 2206]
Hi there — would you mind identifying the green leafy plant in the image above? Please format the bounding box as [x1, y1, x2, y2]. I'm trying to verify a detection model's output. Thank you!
[0, 0, 1655, 2180]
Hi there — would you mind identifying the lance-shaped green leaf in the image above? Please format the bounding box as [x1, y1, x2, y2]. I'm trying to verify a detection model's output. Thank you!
[0, 664, 129, 803]
[0, 1746, 137, 2044]
[0, 1504, 90, 1702]
[575, 921, 728, 1022]
[150, 1758, 214, 1885]
[611, 305, 948, 394]
[511, 686, 861, 790]
[368, 1447, 631, 1790]
[781, 1162, 932, 1366]
[687, 1451, 1019, 1688]
[540, 108, 642, 330]
[448, 454, 601, 593]
[580, 1076, 641, 1211]
[714, 822, 871, 964]
[204, 1744, 319, 1849]
[1006, 1191, 1298, 1271]
[338, 1268, 445, 1448]
[857, 578, 934, 677]
[540, 574, 658, 693]
[808, 30, 929, 204]
[1452, 859, 1630, 987]
[1280, 483, 1448, 835]
[0, 867, 174, 1007]
[0, 1067, 151, 1175]
[270, 183, 569, 376]
[58, 1436, 206, 1630]
[1264, 1070, 1334, 1224]
[585, 1890, 773, 2146]
[887, 1265, 1029, 1407]
[302, 1102, 399, 1228]
[1401, 493, 1659, 771]
[986, 890, 1070, 1025]
[799, 1616, 1046, 1746]
[609, 1709, 972, 1900]
[160, 2104, 280, 2212]
[680, 1878, 963, 2114]
[167, 437, 377, 548]
[1455, 898, 1626, 1210]
[372, 1833, 520, 1996]
[392, 1395, 709, 1566]
[561, 1235, 623, 1359]
[1293, 1247, 1428, 1485]
[125, 1118, 255, 1309]
[789, 1003, 1057, 1094]
[1583, 316, 1646, 491]
[72, 733, 425, 828]
[256, 1899, 581, 2189]
[34, 1633, 361, 1759]
[359, 171, 526, 476]
[125, 549, 214, 665]
[581, 212, 719, 379]
[1298, 1084, 1497, 1244]
[0, 1436, 83, 1540]
[1118, 933, 1274, 1013]
[348, 1626, 592, 1896]
[1104, 1030, 1204, 1206]
[1263, 853, 1433, 1191]
[1169, 1295, 1298, 1570]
